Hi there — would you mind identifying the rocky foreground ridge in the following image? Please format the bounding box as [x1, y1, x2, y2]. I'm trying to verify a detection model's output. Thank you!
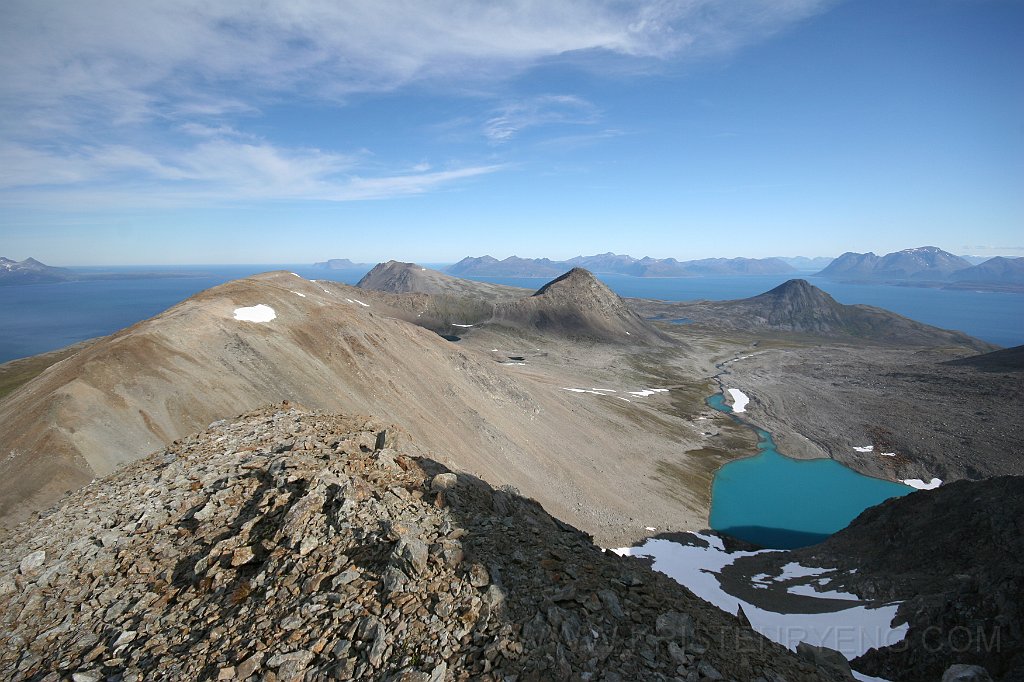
[0, 405, 843, 682]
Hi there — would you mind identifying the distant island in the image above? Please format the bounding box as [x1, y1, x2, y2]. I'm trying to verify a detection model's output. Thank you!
[0, 257, 77, 285]
[0, 257, 199, 286]
[815, 246, 1024, 291]
[312, 258, 371, 270]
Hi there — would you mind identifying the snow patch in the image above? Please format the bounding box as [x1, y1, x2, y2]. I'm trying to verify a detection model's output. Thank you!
[777, 561, 828, 581]
[787, 583, 861, 601]
[902, 477, 941, 490]
[879, 452, 896, 457]
[290, 272, 302, 278]
[727, 388, 749, 413]
[627, 388, 669, 398]
[451, 323, 474, 328]
[562, 388, 615, 396]
[290, 291, 306, 298]
[613, 535, 907, 660]
[853, 445, 874, 453]
[233, 304, 276, 323]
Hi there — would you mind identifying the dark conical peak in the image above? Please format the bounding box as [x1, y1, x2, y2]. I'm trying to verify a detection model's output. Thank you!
[753, 279, 840, 307]
[765, 278, 815, 296]
[764, 278, 823, 296]
[534, 267, 605, 297]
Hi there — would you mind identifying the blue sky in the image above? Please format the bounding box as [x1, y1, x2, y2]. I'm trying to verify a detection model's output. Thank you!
[1, 0, 1021, 265]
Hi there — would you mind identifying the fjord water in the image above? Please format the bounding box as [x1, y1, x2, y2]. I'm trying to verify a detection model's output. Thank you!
[706, 394, 912, 549]
[2, 266, 1023, 363]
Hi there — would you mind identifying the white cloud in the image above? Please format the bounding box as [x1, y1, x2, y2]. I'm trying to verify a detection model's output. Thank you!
[0, 0, 831, 204]
[1, 1, 831, 129]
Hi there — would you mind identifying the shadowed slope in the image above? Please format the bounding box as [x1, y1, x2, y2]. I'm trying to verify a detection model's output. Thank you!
[943, 344, 1024, 372]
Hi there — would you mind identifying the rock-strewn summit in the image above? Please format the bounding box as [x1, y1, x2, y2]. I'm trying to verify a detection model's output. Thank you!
[492, 268, 669, 344]
[0, 405, 840, 681]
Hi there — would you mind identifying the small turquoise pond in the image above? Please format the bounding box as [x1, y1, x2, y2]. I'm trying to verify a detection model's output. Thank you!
[707, 394, 912, 549]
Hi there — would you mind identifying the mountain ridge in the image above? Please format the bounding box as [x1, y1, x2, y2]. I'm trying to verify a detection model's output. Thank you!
[817, 247, 971, 282]
[447, 253, 797, 277]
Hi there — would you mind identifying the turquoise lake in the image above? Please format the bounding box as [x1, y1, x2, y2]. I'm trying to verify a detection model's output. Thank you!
[707, 394, 912, 549]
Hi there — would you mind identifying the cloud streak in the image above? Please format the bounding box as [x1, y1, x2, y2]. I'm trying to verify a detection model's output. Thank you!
[0, 141, 504, 207]
[0, 0, 832, 205]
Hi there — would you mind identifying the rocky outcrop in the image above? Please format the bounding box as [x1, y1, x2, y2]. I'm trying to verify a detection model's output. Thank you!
[0, 405, 840, 681]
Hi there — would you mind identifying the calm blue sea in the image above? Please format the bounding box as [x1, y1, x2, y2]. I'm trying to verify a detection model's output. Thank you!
[1, 266, 1022, 363]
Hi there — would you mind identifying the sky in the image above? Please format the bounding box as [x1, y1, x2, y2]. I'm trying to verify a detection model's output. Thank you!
[1, 0, 1021, 265]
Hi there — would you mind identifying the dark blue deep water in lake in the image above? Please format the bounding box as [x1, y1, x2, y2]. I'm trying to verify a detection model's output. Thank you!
[706, 394, 912, 549]
[1, 265, 1022, 363]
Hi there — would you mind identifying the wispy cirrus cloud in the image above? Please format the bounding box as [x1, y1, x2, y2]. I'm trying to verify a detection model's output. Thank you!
[0, 0, 832, 205]
[0, 140, 504, 206]
[484, 96, 601, 143]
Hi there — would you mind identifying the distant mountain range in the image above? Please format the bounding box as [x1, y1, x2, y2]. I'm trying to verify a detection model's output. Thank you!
[447, 253, 798, 277]
[815, 246, 1024, 290]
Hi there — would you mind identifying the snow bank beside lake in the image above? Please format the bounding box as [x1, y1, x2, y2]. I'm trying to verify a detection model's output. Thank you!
[233, 304, 276, 323]
[727, 388, 749, 413]
[902, 477, 941, 490]
[613, 534, 907, 661]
